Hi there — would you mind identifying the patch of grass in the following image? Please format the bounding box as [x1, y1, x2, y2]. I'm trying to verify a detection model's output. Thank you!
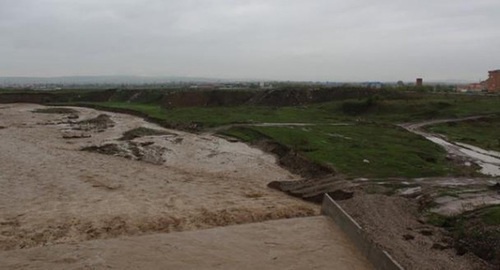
[32, 107, 78, 114]
[222, 123, 457, 178]
[480, 206, 500, 226]
[426, 212, 457, 227]
[219, 127, 269, 143]
[437, 189, 461, 198]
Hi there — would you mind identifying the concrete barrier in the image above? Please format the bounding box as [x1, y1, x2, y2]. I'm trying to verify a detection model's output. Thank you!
[321, 194, 405, 270]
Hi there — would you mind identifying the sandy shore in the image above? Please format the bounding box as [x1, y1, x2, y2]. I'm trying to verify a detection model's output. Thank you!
[0, 104, 317, 250]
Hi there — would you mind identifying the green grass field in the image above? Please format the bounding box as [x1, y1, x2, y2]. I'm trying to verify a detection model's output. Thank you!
[222, 124, 454, 178]
[426, 116, 500, 152]
[79, 94, 500, 126]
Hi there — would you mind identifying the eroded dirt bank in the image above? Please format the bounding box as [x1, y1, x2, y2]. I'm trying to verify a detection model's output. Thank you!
[0, 104, 316, 251]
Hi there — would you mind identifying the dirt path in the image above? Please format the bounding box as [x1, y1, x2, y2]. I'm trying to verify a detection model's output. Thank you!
[0, 104, 317, 251]
[400, 116, 500, 176]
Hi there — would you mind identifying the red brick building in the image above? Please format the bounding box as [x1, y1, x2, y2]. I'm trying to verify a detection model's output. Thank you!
[487, 70, 500, 92]
[416, 78, 423, 87]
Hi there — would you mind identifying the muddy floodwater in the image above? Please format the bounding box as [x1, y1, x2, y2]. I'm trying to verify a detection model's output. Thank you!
[0, 104, 371, 269]
[0, 216, 372, 270]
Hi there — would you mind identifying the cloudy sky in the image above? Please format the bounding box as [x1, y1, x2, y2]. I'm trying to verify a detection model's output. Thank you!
[1, 0, 499, 81]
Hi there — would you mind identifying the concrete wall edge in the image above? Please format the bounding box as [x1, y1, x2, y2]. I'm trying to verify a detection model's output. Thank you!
[321, 194, 405, 270]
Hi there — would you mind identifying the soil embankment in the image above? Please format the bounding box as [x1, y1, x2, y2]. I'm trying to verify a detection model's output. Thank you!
[0, 87, 411, 108]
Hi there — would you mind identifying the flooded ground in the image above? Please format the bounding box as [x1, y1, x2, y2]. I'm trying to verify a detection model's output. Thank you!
[0, 216, 373, 270]
[0, 104, 317, 251]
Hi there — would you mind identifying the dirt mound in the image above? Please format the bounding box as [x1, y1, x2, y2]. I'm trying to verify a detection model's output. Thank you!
[339, 192, 490, 270]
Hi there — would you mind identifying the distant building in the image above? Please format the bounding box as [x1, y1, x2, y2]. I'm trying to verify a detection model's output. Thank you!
[457, 83, 486, 93]
[416, 78, 423, 87]
[487, 70, 500, 92]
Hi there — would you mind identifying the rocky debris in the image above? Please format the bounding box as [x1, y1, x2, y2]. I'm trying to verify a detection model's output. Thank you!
[67, 114, 79, 120]
[62, 132, 92, 139]
[398, 186, 423, 198]
[403, 234, 415, 241]
[119, 127, 174, 141]
[432, 243, 451, 250]
[139, 141, 155, 147]
[489, 182, 500, 191]
[82, 143, 123, 156]
[419, 229, 433, 236]
[328, 190, 355, 201]
[75, 114, 115, 131]
[82, 141, 166, 165]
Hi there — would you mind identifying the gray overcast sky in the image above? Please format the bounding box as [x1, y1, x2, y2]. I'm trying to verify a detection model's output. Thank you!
[1, 0, 499, 81]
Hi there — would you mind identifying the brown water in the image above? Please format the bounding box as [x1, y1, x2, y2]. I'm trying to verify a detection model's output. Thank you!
[0, 104, 315, 250]
[0, 216, 373, 270]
